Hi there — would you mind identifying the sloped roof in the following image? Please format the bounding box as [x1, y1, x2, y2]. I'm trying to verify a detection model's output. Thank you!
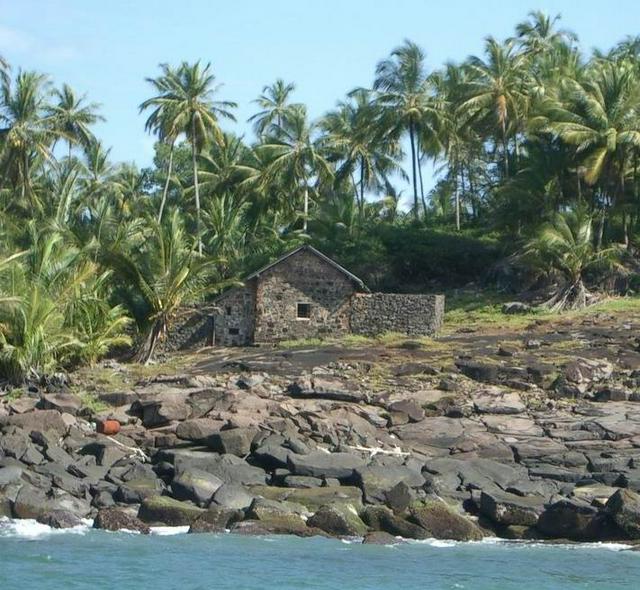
[244, 245, 368, 291]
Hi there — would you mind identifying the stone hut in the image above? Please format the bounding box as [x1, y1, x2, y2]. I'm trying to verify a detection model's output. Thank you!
[170, 245, 444, 348]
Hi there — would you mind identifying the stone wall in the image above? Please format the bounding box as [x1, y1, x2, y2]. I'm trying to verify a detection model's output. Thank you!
[214, 283, 256, 346]
[350, 293, 445, 337]
[162, 306, 217, 352]
[253, 248, 356, 343]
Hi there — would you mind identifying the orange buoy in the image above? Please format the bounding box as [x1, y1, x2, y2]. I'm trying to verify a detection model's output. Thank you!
[97, 419, 121, 435]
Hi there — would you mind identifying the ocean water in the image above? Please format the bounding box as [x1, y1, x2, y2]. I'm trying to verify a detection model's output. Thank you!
[1, 518, 639, 590]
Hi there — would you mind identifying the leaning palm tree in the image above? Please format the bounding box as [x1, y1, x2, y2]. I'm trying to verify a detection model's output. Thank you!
[140, 62, 237, 253]
[373, 40, 441, 218]
[258, 105, 333, 233]
[523, 211, 618, 311]
[102, 210, 224, 363]
[49, 83, 103, 158]
[248, 79, 298, 138]
[0, 54, 10, 86]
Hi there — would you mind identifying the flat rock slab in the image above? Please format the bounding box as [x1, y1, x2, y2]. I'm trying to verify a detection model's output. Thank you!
[287, 451, 367, 480]
[474, 389, 526, 415]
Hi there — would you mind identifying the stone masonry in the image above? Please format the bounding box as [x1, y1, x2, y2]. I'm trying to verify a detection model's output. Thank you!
[169, 246, 445, 348]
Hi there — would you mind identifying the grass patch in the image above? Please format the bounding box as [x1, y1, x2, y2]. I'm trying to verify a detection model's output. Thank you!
[78, 392, 108, 414]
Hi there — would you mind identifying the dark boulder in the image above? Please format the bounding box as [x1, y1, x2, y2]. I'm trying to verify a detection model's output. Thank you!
[207, 428, 259, 457]
[606, 489, 640, 539]
[409, 501, 483, 541]
[288, 451, 366, 480]
[307, 504, 368, 537]
[94, 507, 151, 534]
[37, 510, 83, 529]
[362, 531, 403, 545]
[361, 505, 429, 540]
[138, 495, 205, 526]
[170, 468, 223, 507]
[537, 498, 608, 541]
[188, 507, 244, 533]
[479, 490, 544, 526]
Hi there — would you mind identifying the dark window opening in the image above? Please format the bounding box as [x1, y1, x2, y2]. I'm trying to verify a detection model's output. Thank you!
[225, 306, 232, 315]
[228, 327, 239, 336]
[297, 303, 311, 319]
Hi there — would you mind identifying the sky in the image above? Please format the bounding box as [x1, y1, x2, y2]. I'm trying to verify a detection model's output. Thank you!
[1, 0, 639, 198]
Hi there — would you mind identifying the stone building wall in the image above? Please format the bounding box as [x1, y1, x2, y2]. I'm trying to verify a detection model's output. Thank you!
[350, 293, 445, 337]
[253, 249, 356, 343]
[162, 306, 217, 352]
[214, 283, 257, 346]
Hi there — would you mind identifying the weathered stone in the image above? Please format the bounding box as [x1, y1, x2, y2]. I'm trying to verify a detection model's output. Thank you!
[94, 507, 151, 534]
[0, 410, 68, 436]
[361, 505, 429, 540]
[606, 489, 640, 539]
[409, 501, 484, 541]
[0, 465, 23, 486]
[188, 507, 244, 533]
[354, 465, 425, 504]
[175, 418, 225, 442]
[387, 400, 425, 423]
[474, 389, 526, 415]
[37, 510, 83, 529]
[362, 531, 402, 545]
[211, 483, 255, 510]
[171, 468, 223, 506]
[207, 428, 258, 457]
[137, 395, 190, 428]
[41, 393, 82, 415]
[138, 496, 205, 526]
[537, 498, 604, 540]
[249, 485, 363, 512]
[287, 451, 366, 480]
[308, 504, 368, 537]
[502, 302, 531, 314]
[287, 377, 365, 404]
[479, 490, 544, 526]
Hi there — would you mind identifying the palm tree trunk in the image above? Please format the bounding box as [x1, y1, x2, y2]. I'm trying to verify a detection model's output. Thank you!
[359, 157, 365, 217]
[191, 119, 203, 255]
[408, 121, 419, 219]
[455, 166, 462, 231]
[501, 121, 509, 178]
[158, 141, 175, 224]
[303, 183, 309, 233]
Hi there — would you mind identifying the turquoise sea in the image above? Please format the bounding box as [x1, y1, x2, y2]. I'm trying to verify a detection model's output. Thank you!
[1, 518, 639, 590]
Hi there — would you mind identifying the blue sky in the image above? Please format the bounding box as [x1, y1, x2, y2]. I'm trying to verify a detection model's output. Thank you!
[1, 0, 639, 197]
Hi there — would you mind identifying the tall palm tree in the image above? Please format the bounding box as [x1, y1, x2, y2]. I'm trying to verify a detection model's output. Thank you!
[50, 83, 103, 159]
[258, 105, 333, 233]
[0, 54, 9, 86]
[141, 62, 237, 253]
[248, 79, 298, 138]
[515, 11, 577, 55]
[322, 89, 405, 215]
[373, 40, 441, 218]
[533, 60, 640, 246]
[459, 37, 529, 178]
[0, 70, 55, 208]
[140, 64, 183, 223]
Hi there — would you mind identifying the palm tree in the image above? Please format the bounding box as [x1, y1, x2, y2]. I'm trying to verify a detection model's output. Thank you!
[373, 40, 441, 218]
[0, 54, 9, 86]
[322, 89, 405, 215]
[140, 62, 237, 253]
[523, 210, 618, 311]
[102, 210, 223, 363]
[50, 83, 103, 159]
[533, 60, 640, 246]
[140, 64, 183, 223]
[0, 70, 55, 208]
[515, 11, 577, 55]
[459, 37, 529, 177]
[248, 79, 298, 137]
[258, 105, 333, 233]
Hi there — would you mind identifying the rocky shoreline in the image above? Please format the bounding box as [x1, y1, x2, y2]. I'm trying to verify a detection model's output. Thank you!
[3, 310, 640, 544]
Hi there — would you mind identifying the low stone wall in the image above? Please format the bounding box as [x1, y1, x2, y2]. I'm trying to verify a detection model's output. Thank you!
[163, 307, 216, 352]
[350, 293, 445, 337]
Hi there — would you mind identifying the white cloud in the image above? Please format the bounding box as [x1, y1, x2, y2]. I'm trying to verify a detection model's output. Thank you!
[0, 24, 78, 64]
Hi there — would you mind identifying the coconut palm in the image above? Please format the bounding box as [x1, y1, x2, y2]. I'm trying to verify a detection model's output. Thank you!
[248, 79, 298, 138]
[140, 64, 184, 223]
[533, 60, 640, 246]
[0, 70, 55, 209]
[140, 62, 237, 253]
[0, 54, 9, 86]
[102, 210, 224, 363]
[373, 40, 441, 218]
[50, 83, 103, 159]
[523, 211, 618, 311]
[515, 11, 577, 55]
[459, 37, 530, 177]
[322, 89, 405, 215]
[258, 105, 333, 233]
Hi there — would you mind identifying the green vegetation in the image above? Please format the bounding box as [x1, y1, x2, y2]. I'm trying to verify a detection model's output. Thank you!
[2, 11, 640, 381]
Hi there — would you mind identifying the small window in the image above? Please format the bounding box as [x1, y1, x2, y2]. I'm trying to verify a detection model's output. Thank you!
[297, 303, 311, 319]
[228, 327, 239, 336]
[225, 306, 232, 316]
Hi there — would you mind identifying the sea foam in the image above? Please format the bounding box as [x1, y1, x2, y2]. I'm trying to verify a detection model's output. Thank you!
[0, 517, 91, 539]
